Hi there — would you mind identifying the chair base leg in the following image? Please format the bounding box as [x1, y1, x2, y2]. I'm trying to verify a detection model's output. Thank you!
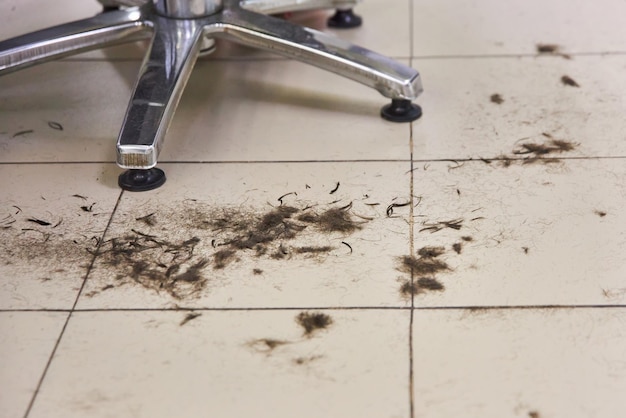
[118, 168, 167, 192]
[327, 8, 362, 29]
[1, 0, 423, 191]
[380, 99, 422, 123]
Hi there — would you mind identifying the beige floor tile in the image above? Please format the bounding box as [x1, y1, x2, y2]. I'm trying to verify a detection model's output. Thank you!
[0, 1, 100, 40]
[0, 61, 137, 163]
[413, 55, 626, 160]
[413, 308, 626, 418]
[5, 55, 624, 165]
[325, 0, 412, 59]
[405, 158, 626, 307]
[161, 58, 414, 162]
[413, 0, 626, 56]
[0, 164, 121, 309]
[77, 162, 414, 309]
[0, 0, 146, 61]
[0, 57, 413, 163]
[0, 312, 68, 418]
[30, 309, 411, 418]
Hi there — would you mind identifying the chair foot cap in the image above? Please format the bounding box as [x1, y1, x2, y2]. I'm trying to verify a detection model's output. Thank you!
[327, 9, 362, 29]
[381, 99, 422, 122]
[118, 168, 166, 192]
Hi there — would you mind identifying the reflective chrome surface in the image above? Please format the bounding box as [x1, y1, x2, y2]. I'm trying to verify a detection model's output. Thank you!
[0, 0, 422, 169]
[117, 15, 205, 168]
[0, 8, 149, 75]
[154, 0, 223, 17]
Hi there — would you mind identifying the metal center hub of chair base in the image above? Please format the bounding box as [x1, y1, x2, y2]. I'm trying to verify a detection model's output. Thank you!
[154, 0, 223, 18]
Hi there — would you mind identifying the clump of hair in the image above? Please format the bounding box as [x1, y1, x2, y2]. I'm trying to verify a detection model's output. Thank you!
[398, 255, 450, 275]
[296, 312, 333, 336]
[399, 277, 444, 297]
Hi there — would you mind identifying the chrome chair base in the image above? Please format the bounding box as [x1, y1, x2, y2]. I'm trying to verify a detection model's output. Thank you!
[0, 0, 423, 191]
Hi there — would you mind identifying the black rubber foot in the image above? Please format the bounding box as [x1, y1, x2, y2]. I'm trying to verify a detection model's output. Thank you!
[102, 6, 120, 12]
[381, 99, 423, 122]
[327, 9, 363, 29]
[118, 168, 166, 192]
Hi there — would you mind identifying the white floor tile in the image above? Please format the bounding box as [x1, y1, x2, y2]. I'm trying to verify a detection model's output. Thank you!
[0, 164, 121, 309]
[0, 1, 100, 41]
[407, 158, 626, 307]
[5, 55, 624, 164]
[0, 312, 68, 418]
[161, 58, 413, 162]
[413, 308, 626, 418]
[413, 0, 626, 56]
[0, 57, 413, 163]
[30, 309, 411, 418]
[77, 162, 413, 309]
[0, 0, 147, 61]
[326, 0, 412, 58]
[413, 55, 626, 160]
[0, 61, 137, 163]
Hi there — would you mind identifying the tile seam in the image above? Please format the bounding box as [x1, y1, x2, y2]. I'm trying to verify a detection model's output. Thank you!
[21, 189, 124, 418]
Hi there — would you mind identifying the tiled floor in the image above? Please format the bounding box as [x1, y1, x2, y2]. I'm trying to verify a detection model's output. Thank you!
[1, 0, 625, 417]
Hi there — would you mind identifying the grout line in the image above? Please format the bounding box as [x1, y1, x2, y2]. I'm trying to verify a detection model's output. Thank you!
[22, 190, 124, 418]
[73, 306, 414, 312]
[69, 189, 124, 309]
[408, 12, 417, 408]
[414, 304, 626, 311]
[0, 159, 411, 166]
[4, 304, 626, 315]
[408, 0, 414, 62]
[6, 306, 412, 313]
[408, 82, 417, 418]
[2, 309, 74, 313]
[408, 1, 418, 404]
[154, 159, 414, 164]
[0, 161, 119, 166]
[412, 155, 626, 163]
[0, 304, 626, 314]
[1, 156, 625, 167]
[409, 307, 416, 418]
[412, 51, 626, 60]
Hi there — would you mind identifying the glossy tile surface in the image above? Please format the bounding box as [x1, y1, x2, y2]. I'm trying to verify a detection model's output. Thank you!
[0, 312, 67, 418]
[413, 0, 626, 56]
[1, 0, 625, 417]
[413, 308, 626, 418]
[413, 55, 626, 159]
[0, 58, 412, 163]
[29, 310, 410, 418]
[4, 55, 625, 163]
[0, 0, 146, 61]
[408, 158, 626, 307]
[0, 164, 121, 309]
[78, 162, 413, 310]
[0, 62, 137, 163]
